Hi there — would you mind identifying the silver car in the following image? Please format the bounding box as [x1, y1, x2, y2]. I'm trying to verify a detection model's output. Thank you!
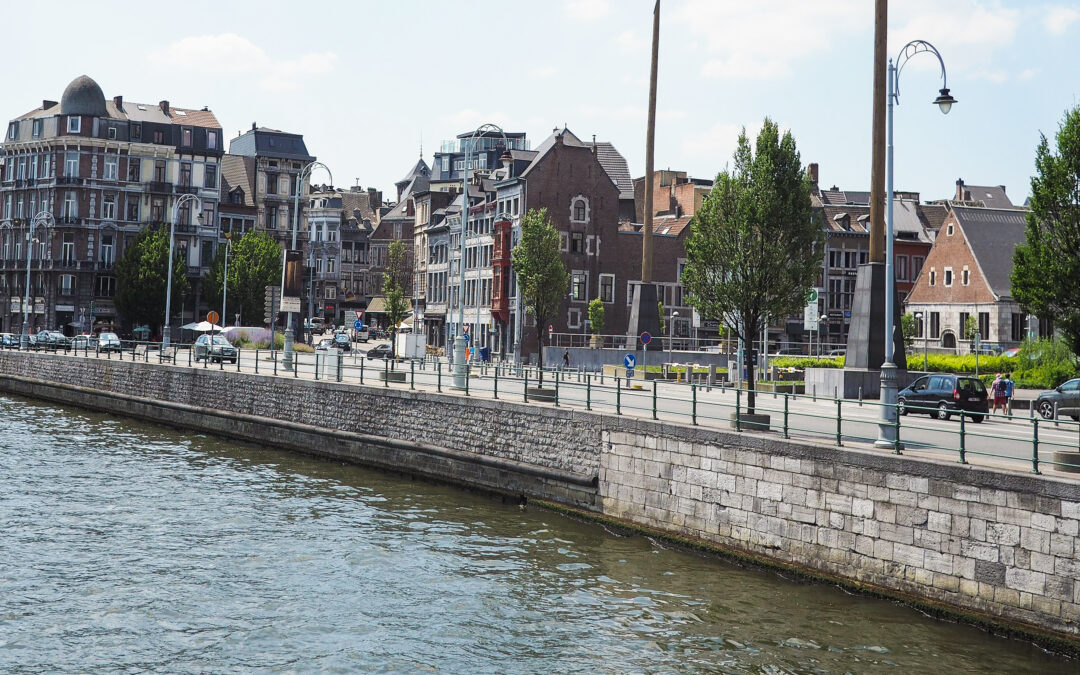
[194, 334, 238, 363]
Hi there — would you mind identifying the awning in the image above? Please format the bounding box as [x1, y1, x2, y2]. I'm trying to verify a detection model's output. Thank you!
[180, 321, 224, 332]
[364, 297, 414, 315]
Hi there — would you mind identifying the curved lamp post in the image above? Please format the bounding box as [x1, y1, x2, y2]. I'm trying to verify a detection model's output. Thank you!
[876, 40, 956, 450]
[283, 161, 332, 371]
[453, 123, 508, 387]
[221, 233, 232, 335]
[21, 210, 55, 350]
[163, 193, 203, 350]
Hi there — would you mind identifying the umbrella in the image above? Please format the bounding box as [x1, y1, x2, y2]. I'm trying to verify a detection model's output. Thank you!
[180, 321, 224, 332]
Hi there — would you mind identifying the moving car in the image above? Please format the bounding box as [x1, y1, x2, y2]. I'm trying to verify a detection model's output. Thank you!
[1035, 378, 1080, 421]
[332, 331, 352, 352]
[897, 374, 988, 421]
[194, 334, 238, 363]
[365, 343, 394, 360]
[315, 338, 336, 351]
[98, 332, 122, 353]
[356, 327, 370, 343]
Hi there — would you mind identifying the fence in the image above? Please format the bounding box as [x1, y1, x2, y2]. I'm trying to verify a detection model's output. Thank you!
[14, 340, 1080, 477]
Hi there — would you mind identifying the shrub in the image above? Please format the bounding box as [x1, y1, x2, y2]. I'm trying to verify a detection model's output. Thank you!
[771, 356, 843, 369]
[908, 354, 1020, 374]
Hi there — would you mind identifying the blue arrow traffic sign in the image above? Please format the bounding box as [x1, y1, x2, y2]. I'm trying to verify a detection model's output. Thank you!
[624, 353, 636, 369]
[353, 319, 363, 330]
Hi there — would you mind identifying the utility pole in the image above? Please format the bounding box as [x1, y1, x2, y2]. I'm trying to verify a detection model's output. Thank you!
[868, 0, 887, 264]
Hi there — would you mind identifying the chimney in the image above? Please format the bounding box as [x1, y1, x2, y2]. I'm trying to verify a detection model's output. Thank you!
[808, 162, 819, 187]
[592, 134, 597, 155]
[113, 95, 123, 111]
[159, 100, 170, 115]
[42, 100, 57, 110]
[955, 177, 965, 201]
[252, 122, 257, 131]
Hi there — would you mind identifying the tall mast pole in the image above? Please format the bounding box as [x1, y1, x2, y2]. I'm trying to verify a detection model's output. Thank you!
[868, 0, 887, 263]
[641, 0, 660, 283]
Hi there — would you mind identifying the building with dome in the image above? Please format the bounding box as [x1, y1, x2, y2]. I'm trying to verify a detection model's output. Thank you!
[0, 75, 224, 336]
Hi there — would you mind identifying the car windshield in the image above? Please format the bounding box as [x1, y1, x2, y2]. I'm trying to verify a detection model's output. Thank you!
[211, 336, 231, 345]
[958, 378, 985, 394]
[101, 333, 118, 341]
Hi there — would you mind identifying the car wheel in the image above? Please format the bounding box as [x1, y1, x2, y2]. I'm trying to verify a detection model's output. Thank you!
[969, 413, 984, 423]
[1037, 400, 1056, 420]
[897, 397, 908, 416]
[936, 402, 951, 421]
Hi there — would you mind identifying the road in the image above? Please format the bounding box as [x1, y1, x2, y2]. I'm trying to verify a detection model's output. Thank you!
[46, 342, 1080, 478]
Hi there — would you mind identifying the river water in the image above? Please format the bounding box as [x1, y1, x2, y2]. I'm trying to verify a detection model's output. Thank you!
[0, 395, 1071, 673]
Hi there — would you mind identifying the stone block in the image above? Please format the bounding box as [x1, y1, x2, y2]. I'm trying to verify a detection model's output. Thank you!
[1050, 533, 1074, 557]
[962, 541, 999, 562]
[1043, 574, 1073, 602]
[896, 506, 929, 527]
[1005, 568, 1046, 595]
[874, 539, 893, 560]
[928, 511, 951, 534]
[1057, 518, 1079, 536]
[757, 481, 783, 502]
[954, 556, 975, 580]
[933, 573, 961, 592]
[975, 559, 1006, 585]
[889, 489, 918, 507]
[1061, 500, 1080, 520]
[993, 586, 1021, 607]
[1021, 527, 1050, 555]
[986, 523, 1021, 546]
[852, 497, 874, 519]
[1031, 512, 1057, 532]
[937, 497, 969, 516]
[880, 523, 914, 545]
[959, 579, 979, 597]
[925, 550, 954, 574]
[954, 484, 980, 502]
[969, 518, 987, 541]
[824, 493, 853, 515]
[1030, 551, 1057, 575]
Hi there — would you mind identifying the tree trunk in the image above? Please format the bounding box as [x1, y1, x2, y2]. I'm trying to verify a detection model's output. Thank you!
[744, 345, 756, 415]
[537, 323, 545, 388]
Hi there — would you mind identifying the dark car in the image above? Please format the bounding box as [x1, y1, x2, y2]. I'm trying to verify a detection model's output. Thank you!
[365, 343, 394, 360]
[1035, 378, 1080, 421]
[194, 334, 238, 363]
[898, 374, 988, 421]
[38, 331, 70, 351]
[315, 338, 336, 352]
[332, 332, 352, 352]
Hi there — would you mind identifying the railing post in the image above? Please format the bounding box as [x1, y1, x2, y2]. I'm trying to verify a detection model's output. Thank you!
[1032, 417, 1041, 474]
[735, 388, 742, 432]
[524, 372, 529, 402]
[893, 403, 902, 454]
[782, 394, 789, 438]
[494, 363, 499, 399]
[836, 399, 843, 447]
[144, 346, 148, 363]
[384, 358, 389, 388]
[436, 360, 441, 392]
[294, 352, 298, 378]
[410, 360, 415, 390]
[554, 370, 560, 406]
[616, 376, 622, 415]
[586, 375, 591, 410]
[465, 363, 470, 396]
[958, 412, 967, 464]
[237, 349, 242, 372]
[336, 353, 343, 383]
[691, 383, 697, 425]
[360, 357, 365, 385]
[220, 350, 224, 370]
[273, 350, 277, 375]
[203, 350, 208, 369]
[652, 380, 658, 420]
[315, 353, 320, 380]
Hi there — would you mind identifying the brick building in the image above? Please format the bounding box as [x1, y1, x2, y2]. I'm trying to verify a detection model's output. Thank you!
[1, 75, 224, 336]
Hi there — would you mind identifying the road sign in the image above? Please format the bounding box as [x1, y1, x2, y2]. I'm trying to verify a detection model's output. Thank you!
[803, 303, 819, 331]
[640, 331, 652, 345]
[207, 311, 220, 325]
[353, 319, 363, 331]
[626, 368, 635, 379]
[463, 332, 471, 343]
[548, 324, 553, 337]
[805, 288, 819, 304]
[624, 354, 636, 369]
[355, 310, 364, 320]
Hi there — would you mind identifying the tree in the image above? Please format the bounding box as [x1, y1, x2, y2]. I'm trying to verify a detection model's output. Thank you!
[588, 297, 605, 335]
[901, 313, 918, 350]
[511, 208, 568, 386]
[681, 118, 822, 414]
[382, 240, 410, 367]
[962, 315, 979, 342]
[1012, 106, 1080, 355]
[658, 299, 667, 335]
[115, 226, 188, 334]
[206, 230, 282, 327]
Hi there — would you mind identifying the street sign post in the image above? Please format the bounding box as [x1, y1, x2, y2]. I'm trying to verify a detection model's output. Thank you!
[624, 353, 636, 379]
[353, 319, 364, 331]
[207, 311, 220, 326]
[640, 332, 652, 345]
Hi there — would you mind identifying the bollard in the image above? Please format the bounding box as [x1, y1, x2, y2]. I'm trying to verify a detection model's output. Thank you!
[237, 350, 242, 372]
[465, 363, 470, 396]
[337, 354, 343, 383]
[893, 404, 902, 454]
[186, 348, 190, 367]
[783, 394, 789, 438]
[494, 364, 499, 399]
[361, 357, 365, 385]
[836, 399, 843, 447]
[220, 351, 224, 371]
[1032, 418, 1041, 474]
[616, 377, 621, 415]
[1055, 401, 1060, 427]
[144, 347, 148, 363]
[410, 360, 415, 390]
[204, 351, 208, 369]
[586, 375, 591, 411]
[812, 384, 816, 402]
[691, 384, 697, 425]
[315, 354, 320, 380]
[293, 353, 298, 378]
[858, 386, 863, 406]
[958, 413, 967, 464]
[554, 372, 559, 406]
[273, 352, 277, 376]
[437, 360, 441, 392]
[652, 380, 658, 420]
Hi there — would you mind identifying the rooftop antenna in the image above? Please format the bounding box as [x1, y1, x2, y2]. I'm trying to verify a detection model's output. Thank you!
[419, 130, 423, 158]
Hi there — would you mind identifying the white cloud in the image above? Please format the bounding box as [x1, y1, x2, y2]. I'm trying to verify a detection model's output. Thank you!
[529, 65, 558, 79]
[1043, 5, 1080, 34]
[563, 0, 611, 21]
[150, 33, 336, 92]
[681, 121, 754, 161]
[1018, 67, 1040, 80]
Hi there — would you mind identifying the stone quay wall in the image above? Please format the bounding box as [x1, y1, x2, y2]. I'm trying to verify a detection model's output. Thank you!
[0, 351, 1077, 646]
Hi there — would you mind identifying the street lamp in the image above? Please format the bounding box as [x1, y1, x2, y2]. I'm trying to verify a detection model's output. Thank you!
[283, 160, 332, 371]
[819, 314, 828, 356]
[876, 40, 955, 450]
[453, 123, 507, 387]
[163, 194, 203, 350]
[669, 310, 679, 364]
[221, 233, 232, 335]
[913, 311, 927, 371]
[21, 210, 54, 349]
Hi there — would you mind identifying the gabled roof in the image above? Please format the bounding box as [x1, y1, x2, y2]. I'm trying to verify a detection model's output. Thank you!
[953, 206, 1028, 299]
[220, 155, 256, 207]
[588, 141, 634, 200]
[397, 157, 430, 186]
[956, 184, 1015, 209]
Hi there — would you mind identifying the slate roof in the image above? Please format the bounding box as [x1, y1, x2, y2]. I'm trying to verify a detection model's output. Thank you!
[220, 155, 256, 207]
[397, 157, 430, 186]
[228, 127, 313, 160]
[588, 141, 634, 200]
[16, 99, 222, 129]
[619, 215, 693, 237]
[953, 206, 1028, 299]
[821, 205, 871, 233]
[956, 184, 1014, 209]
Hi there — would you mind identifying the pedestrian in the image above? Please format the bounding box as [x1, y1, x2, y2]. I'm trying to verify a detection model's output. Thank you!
[991, 373, 1005, 414]
[1003, 373, 1015, 416]
[562, 348, 570, 369]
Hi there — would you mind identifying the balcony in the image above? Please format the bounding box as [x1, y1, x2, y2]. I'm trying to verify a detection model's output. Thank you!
[56, 175, 84, 186]
[176, 184, 199, 196]
[145, 181, 173, 194]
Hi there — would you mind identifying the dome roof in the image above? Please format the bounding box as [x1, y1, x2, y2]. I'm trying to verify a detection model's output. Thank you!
[60, 75, 107, 117]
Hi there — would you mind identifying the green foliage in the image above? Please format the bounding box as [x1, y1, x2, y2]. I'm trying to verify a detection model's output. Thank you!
[114, 226, 188, 331]
[908, 337, 1080, 389]
[907, 353, 1019, 374]
[771, 356, 844, 369]
[900, 313, 918, 349]
[588, 297, 605, 334]
[961, 315, 979, 341]
[681, 118, 822, 411]
[511, 208, 569, 371]
[382, 240, 410, 334]
[1011, 106, 1080, 355]
[202, 230, 282, 326]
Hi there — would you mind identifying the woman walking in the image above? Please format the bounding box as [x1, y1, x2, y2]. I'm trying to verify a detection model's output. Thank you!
[991, 373, 1005, 414]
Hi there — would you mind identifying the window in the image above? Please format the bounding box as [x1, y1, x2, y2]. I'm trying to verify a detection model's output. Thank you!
[6, 122, 16, 140]
[930, 311, 940, 338]
[15, 195, 23, 219]
[153, 160, 166, 182]
[151, 198, 164, 222]
[59, 275, 75, 295]
[573, 199, 586, 222]
[67, 117, 81, 133]
[204, 164, 217, 189]
[17, 158, 26, 180]
[32, 119, 42, 138]
[266, 206, 278, 229]
[101, 234, 114, 265]
[441, 156, 449, 172]
[201, 204, 215, 228]
[2, 195, 10, 219]
[962, 266, 970, 286]
[63, 192, 77, 218]
[571, 271, 587, 301]
[40, 153, 50, 178]
[153, 130, 164, 144]
[929, 268, 936, 286]
[559, 232, 568, 252]
[95, 276, 116, 297]
[181, 127, 193, 147]
[107, 126, 117, 140]
[912, 256, 925, 280]
[104, 156, 118, 181]
[62, 232, 75, 263]
[599, 273, 615, 303]
[65, 152, 79, 177]
[944, 267, 953, 287]
[131, 123, 141, 140]
[267, 173, 278, 195]
[979, 312, 990, 340]
[325, 286, 336, 299]
[568, 307, 581, 330]
[1011, 313, 1023, 342]
[959, 311, 970, 337]
[101, 194, 116, 220]
[328, 258, 336, 273]
[207, 130, 218, 150]
[127, 158, 141, 182]
[179, 162, 192, 187]
[946, 222, 954, 236]
[570, 232, 585, 254]
[896, 255, 909, 281]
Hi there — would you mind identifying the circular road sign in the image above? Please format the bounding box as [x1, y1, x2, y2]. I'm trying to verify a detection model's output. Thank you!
[640, 331, 652, 345]
[353, 319, 363, 331]
[207, 311, 220, 325]
[805, 288, 819, 304]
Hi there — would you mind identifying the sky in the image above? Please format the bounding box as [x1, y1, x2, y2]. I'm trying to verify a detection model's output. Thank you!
[5, 0, 1079, 204]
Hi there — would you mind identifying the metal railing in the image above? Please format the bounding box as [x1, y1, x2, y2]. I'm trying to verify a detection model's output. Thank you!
[13, 343, 1080, 478]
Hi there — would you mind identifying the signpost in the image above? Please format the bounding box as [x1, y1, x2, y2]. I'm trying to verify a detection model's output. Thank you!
[624, 353, 636, 379]
[353, 319, 364, 331]
[640, 331, 652, 345]
[207, 311, 220, 325]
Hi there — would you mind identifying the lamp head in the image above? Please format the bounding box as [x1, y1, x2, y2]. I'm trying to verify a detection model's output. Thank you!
[933, 88, 956, 115]
[196, 211, 205, 226]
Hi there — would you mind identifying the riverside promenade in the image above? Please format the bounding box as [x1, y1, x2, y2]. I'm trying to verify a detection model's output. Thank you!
[2, 347, 1079, 652]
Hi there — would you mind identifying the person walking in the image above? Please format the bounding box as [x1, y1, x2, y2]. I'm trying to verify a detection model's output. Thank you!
[562, 348, 570, 370]
[991, 373, 1005, 414]
[1003, 373, 1015, 416]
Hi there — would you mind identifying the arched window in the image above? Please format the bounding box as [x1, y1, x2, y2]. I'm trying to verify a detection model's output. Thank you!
[570, 195, 590, 224]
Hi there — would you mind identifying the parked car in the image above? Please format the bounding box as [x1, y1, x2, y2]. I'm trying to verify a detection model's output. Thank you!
[0, 333, 16, 349]
[38, 331, 70, 351]
[897, 374, 988, 421]
[332, 332, 352, 352]
[1001, 347, 1020, 358]
[770, 348, 804, 357]
[828, 349, 847, 357]
[194, 334, 238, 363]
[71, 334, 98, 351]
[365, 343, 394, 360]
[98, 332, 122, 353]
[1035, 378, 1080, 421]
[356, 327, 370, 343]
[315, 338, 336, 351]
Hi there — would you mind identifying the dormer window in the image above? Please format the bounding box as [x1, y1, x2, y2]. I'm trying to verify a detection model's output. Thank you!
[67, 117, 81, 134]
[570, 195, 590, 224]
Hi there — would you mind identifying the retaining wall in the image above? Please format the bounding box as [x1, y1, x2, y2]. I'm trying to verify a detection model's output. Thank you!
[0, 351, 1077, 647]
